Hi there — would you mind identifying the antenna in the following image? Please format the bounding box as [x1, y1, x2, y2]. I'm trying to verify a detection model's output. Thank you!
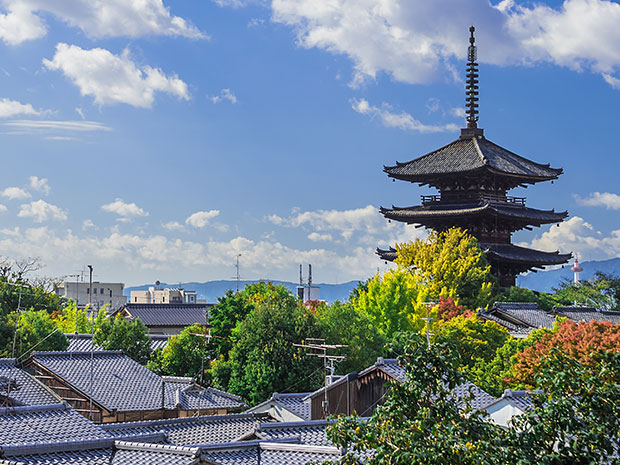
[308, 264, 312, 288]
[422, 302, 438, 349]
[232, 254, 242, 293]
[294, 338, 347, 418]
[299, 264, 303, 286]
[465, 26, 480, 129]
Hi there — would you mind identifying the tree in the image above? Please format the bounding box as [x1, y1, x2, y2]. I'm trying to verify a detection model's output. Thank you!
[148, 323, 208, 378]
[433, 314, 509, 373]
[553, 272, 620, 311]
[93, 315, 151, 364]
[496, 286, 558, 311]
[351, 269, 427, 339]
[511, 319, 620, 388]
[395, 227, 494, 309]
[327, 334, 512, 465]
[223, 299, 323, 405]
[315, 301, 387, 374]
[52, 302, 100, 334]
[436, 296, 472, 320]
[3, 309, 68, 358]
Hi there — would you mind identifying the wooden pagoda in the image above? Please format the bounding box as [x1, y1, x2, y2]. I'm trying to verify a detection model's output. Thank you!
[377, 26, 571, 287]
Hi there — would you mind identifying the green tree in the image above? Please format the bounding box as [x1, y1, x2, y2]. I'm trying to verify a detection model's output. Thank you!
[4, 309, 68, 358]
[395, 227, 494, 309]
[433, 314, 509, 372]
[315, 301, 387, 374]
[148, 323, 208, 378]
[93, 315, 151, 364]
[327, 334, 512, 465]
[52, 302, 99, 333]
[553, 272, 620, 310]
[223, 299, 323, 405]
[496, 286, 558, 312]
[208, 290, 254, 359]
[351, 269, 427, 338]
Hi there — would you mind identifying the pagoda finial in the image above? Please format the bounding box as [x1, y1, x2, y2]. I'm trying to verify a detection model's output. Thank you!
[461, 26, 483, 138]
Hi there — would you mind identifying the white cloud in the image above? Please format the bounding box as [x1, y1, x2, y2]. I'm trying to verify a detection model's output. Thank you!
[603, 73, 620, 90]
[0, 204, 6, 213]
[2, 187, 30, 200]
[213, 0, 248, 8]
[82, 219, 95, 230]
[186, 210, 220, 228]
[308, 232, 333, 242]
[163, 221, 185, 231]
[210, 88, 238, 104]
[101, 198, 148, 219]
[0, 98, 47, 117]
[43, 44, 190, 108]
[352, 98, 458, 133]
[0, 0, 204, 45]
[4, 119, 111, 132]
[271, 0, 620, 89]
[18, 199, 67, 222]
[29, 176, 50, 195]
[575, 192, 620, 210]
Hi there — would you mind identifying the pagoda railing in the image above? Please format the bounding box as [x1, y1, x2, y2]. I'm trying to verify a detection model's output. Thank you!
[420, 194, 526, 206]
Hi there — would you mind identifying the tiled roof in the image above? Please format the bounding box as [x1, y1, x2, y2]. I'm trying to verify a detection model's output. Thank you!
[554, 307, 620, 324]
[65, 333, 171, 352]
[0, 359, 59, 406]
[483, 389, 541, 412]
[358, 358, 406, 382]
[257, 420, 330, 446]
[199, 440, 343, 465]
[491, 302, 556, 329]
[246, 392, 311, 421]
[101, 413, 273, 446]
[451, 382, 496, 411]
[381, 203, 566, 227]
[0, 403, 110, 447]
[0, 438, 200, 465]
[121, 304, 209, 327]
[384, 135, 562, 184]
[482, 243, 571, 267]
[30, 351, 165, 413]
[163, 377, 246, 412]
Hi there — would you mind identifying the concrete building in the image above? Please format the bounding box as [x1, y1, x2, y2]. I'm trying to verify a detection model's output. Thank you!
[53, 281, 125, 312]
[130, 286, 197, 304]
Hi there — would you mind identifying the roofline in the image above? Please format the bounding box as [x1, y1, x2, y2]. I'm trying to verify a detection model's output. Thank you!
[100, 411, 270, 431]
[0, 437, 116, 457]
[0, 401, 68, 416]
[33, 350, 124, 357]
[197, 437, 300, 451]
[258, 419, 330, 430]
[114, 440, 200, 457]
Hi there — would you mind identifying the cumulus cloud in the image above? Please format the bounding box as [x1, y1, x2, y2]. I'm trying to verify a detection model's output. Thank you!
[2, 187, 30, 200]
[101, 198, 148, 219]
[575, 192, 620, 210]
[29, 176, 50, 195]
[0, 204, 6, 213]
[82, 219, 95, 230]
[43, 44, 190, 108]
[308, 232, 333, 242]
[352, 98, 459, 133]
[18, 200, 67, 222]
[163, 221, 185, 231]
[185, 210, 220, 228]
[209, 88, 238, 104]
[271, 0, 620, 89]
[0, 0, 204, 45]
[0, 98, 48, 117]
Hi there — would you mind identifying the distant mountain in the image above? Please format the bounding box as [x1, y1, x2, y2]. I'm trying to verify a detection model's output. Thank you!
[517, 258, 620, 293]
[124, 279, 361, 304]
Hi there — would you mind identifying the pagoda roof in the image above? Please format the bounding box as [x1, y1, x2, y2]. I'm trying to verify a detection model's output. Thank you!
[384, 135, 562, 184]
[380, 202, 567, 226]
[376, 243, 571, 270]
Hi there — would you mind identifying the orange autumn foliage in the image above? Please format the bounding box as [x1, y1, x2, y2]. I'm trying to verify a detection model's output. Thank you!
[512, 319, 620, 387]
[436, 296, 473, 321]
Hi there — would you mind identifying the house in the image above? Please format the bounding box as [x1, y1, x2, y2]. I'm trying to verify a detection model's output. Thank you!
[130, 286, 198, 304]
[483, 389, 541, 427]
[244, 392, 311, 422]
[306, 357, 495, 419]
[479, 302, 620, 337]
[115, 303, 211, 334]
[65, 333, 171, 352]
[0, 358, 60, 407]
[53, 281, 126, 312]
[24, 351, 245, 423]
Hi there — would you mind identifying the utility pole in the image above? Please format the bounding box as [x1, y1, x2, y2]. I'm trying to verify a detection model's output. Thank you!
[422, 302, 438, 349]
[234, 254, 241, 293]
[189, 326, 214, 416]
[294, 338, 347, 418]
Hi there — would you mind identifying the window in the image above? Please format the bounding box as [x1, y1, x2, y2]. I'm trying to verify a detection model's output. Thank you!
[109, 289, 112, 297]
[134, 297, 137, 302]
[100, 288, 104, 294]
[86, 288, 89, 294]
[94, 288, 97, 294]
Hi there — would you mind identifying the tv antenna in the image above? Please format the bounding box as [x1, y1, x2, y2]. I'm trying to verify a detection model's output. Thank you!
[294, 338, 347, 418]
[232, 254, 242, 293]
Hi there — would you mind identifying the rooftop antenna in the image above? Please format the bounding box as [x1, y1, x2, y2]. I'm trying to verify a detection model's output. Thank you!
[308, 264, 312, 288]
[294, 338, 347, 419]
[234, 254, 242, 293]
[299, 264, 303, 286]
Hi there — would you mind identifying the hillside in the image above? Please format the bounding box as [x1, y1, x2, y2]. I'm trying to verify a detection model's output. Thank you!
[125, 279, 360, 304]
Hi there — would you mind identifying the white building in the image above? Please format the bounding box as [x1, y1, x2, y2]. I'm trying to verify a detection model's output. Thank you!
[129, 286, 197, 304]
[54, 281, 126, 312]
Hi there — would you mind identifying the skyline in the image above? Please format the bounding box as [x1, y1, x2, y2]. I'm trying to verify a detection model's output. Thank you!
[1, 0, 620, 286]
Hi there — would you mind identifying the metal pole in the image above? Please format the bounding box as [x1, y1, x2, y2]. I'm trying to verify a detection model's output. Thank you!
[11, 289, 23, 358]
[425, 304, 431, 349]
[75, 274, 79, 333]
[235, 254, 241, 293]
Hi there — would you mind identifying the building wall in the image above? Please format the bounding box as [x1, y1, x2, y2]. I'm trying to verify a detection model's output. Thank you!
[54, 281, 126, 312]
[129, 288, 197, 304]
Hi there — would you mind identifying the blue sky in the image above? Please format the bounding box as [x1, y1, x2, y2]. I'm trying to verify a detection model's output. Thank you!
[0, 0, 619, 286]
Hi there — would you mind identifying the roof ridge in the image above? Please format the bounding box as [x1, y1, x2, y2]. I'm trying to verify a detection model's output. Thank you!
[259, 442, 342, 455]
[1, 437, 116, 457]
[472, 137, 487, 165]
[100, 412, 261, 430]
[114, 440, 200, 457]
[33, 350, 124, 357]
[0, 401, 68, 416]
[198, 437, 300, 451]
[258, 419, 329, 430]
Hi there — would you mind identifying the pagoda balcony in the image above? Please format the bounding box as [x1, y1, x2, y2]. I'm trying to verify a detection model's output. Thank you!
[421, 194, 526, 206]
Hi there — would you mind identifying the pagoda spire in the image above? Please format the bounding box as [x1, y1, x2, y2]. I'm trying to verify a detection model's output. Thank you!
[466, 26, 479, 128]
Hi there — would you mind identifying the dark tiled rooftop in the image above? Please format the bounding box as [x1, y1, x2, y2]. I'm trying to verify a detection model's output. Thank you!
[246, 392, 311, 421]
[163, 377, 246, 412]
[0, 359, 59, 407]
[65, 334, 171, 353]
[122, 304, 209, 327]
[257, 420, 330, 446]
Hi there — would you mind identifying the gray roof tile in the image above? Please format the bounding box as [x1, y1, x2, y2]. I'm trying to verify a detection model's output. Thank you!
[101, 413, 272, 446]
[257, 420, 330, 446]
[121, 304, 209, 327]
[111, 441, 200, 465]
[246, 393, 311, 421]
[162, 377, 246, 412]
[65, 334, 171, 352]
[0, 360, 59, 407]
[492, 302, 556, 329]
[0, 403, 110, 447]
[554, 307, 620, 324]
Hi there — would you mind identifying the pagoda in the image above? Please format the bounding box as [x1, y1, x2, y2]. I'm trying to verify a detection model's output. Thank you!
[377, 26, 571, 287]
